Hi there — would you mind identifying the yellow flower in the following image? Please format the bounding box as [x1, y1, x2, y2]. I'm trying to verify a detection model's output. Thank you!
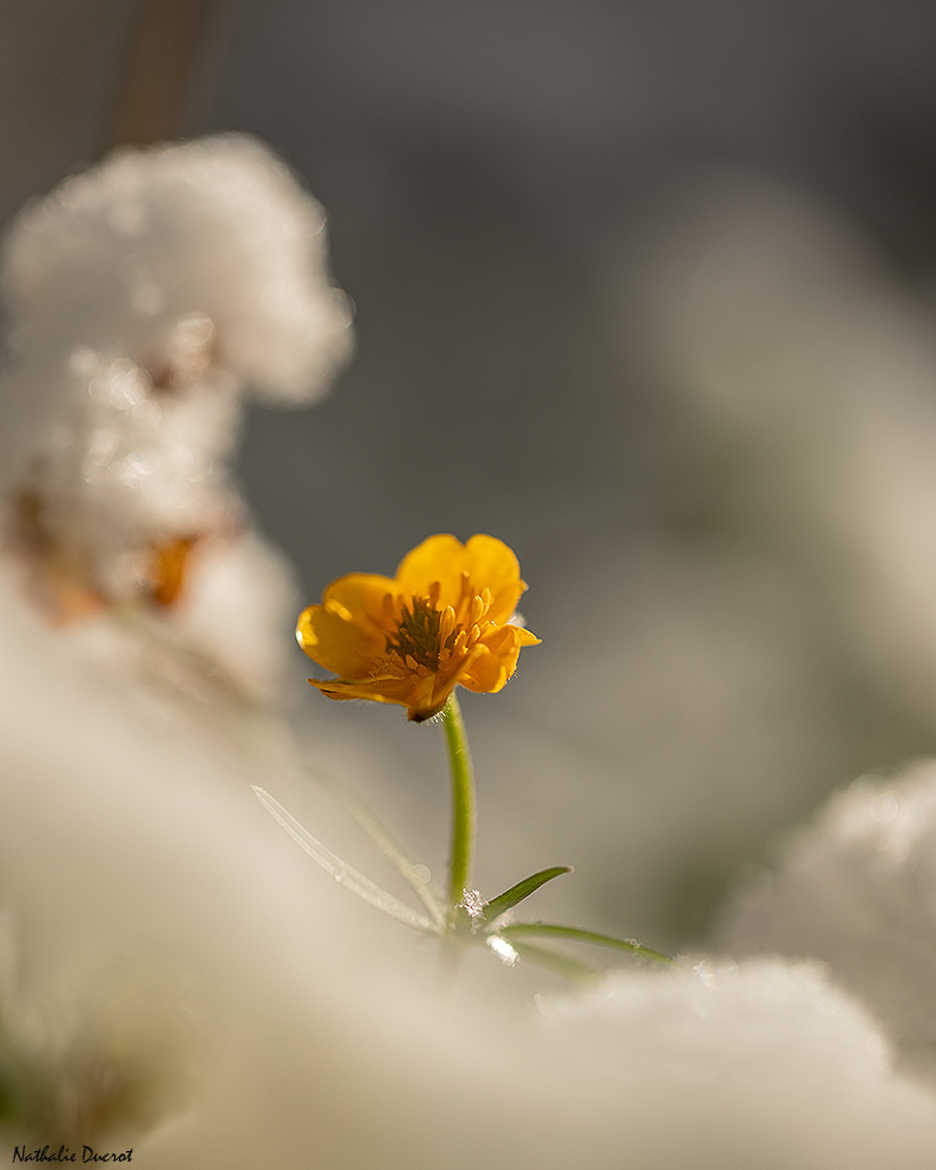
[296, 534, 541, 721]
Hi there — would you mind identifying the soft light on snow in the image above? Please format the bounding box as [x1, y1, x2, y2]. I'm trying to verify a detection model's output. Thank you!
[3, 134, 352, 402]
[722, 760, 936, 1078]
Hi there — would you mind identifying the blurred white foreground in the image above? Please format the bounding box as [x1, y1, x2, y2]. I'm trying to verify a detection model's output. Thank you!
[3, 575, 936, 1168]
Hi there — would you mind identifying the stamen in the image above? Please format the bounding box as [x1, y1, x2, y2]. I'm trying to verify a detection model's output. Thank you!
[439, 605, 457, 640]
[467, 623, 481, 646]
[428, 580, 441, 607]
[468, 594, 485, 626]
[453, 572, 474, 624]
[384, 594, 446, 671]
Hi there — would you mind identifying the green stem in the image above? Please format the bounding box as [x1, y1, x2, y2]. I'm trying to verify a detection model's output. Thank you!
[442, 692, 475, 917]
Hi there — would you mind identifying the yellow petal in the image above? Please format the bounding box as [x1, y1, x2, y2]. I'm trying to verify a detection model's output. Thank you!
[395, 533, 526, 616]
[459, 623, 541, 694]
[459, 644, 510, 694]
[309, 672, 443, 722]
[297, 605, 378, 676]
[324, 573, 398, 627]
[296, 573, 395, 676]
[409, 672, 454, 721]
[486, 580, 527, 625]
[395, 534, 466, 605]
[462, 535, 521, 595]
[481, 623, 541, 654]
[308, 673, 411, 703]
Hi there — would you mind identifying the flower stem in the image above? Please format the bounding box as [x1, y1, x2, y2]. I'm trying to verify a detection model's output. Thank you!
[442, 693, 475, 918]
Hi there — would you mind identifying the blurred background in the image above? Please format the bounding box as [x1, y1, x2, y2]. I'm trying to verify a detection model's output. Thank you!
[5, 0, 936, 953]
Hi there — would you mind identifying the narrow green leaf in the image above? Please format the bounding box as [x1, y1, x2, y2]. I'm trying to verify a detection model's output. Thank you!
[481, 866, 573, 926]
[497, 922, 672, 963]
[311, 770, 445, 929]
[252, 786, 437, 934]
[508, 939, 599, 981]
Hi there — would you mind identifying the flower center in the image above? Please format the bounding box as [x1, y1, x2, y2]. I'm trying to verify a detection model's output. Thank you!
[385, 596, 446, 671]
[382, 579, 496, 674]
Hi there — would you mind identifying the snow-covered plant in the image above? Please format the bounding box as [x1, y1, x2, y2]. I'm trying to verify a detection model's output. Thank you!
[0, 135, 351, 702]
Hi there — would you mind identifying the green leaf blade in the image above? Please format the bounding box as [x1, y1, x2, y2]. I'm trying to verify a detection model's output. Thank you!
[497, 922, 672, 963]
[252, 786, 437, 934]
[506, 939, 599, 981]
[481, 866, 574, 926]
[310, 769, 445, 929]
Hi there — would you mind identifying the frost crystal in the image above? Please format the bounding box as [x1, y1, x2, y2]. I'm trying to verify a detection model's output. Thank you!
[460, 888, 487, 921]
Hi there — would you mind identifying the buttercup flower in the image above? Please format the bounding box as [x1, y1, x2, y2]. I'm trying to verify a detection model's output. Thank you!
[297, 534, 540, 721]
